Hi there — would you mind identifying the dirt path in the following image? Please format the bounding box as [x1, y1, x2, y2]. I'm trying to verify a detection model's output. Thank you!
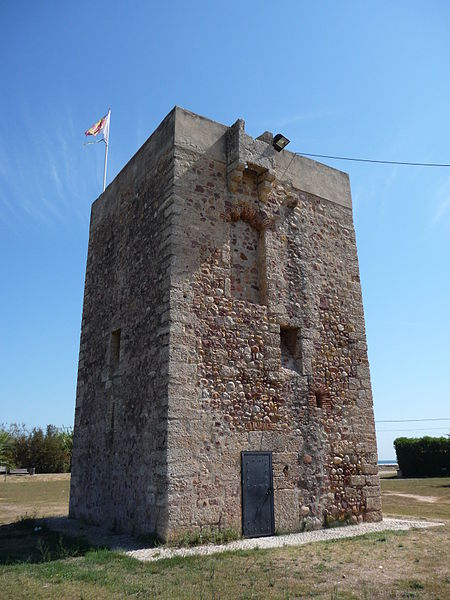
[383, 491, 439, 503]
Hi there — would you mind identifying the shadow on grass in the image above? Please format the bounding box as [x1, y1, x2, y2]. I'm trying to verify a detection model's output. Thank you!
[0, 517, 99, 565]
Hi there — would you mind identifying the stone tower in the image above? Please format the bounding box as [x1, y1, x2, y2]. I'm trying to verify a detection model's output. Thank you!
[69, 107, 382, 541]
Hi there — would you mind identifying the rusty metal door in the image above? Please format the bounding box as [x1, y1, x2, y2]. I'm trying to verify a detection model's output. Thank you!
[241, 451, 274, 537]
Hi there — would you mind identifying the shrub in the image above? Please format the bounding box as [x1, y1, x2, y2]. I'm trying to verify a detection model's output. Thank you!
[0, 430, 15, 469]
[394, 436, 449, 477]
[3, 424, 73, 473]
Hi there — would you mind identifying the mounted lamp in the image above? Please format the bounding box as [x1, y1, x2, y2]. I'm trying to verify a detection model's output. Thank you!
[272, 133, 290, 152]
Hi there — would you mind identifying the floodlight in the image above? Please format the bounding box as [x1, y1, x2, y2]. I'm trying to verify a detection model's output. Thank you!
[273, 133, 290, 152]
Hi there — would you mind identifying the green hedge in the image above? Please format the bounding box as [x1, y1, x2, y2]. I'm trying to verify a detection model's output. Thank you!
[2, 424, 73, 473]
[394, 436, 449, 477]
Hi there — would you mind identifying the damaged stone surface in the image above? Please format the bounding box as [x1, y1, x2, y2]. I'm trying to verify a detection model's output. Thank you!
[70, 106, 382, 542]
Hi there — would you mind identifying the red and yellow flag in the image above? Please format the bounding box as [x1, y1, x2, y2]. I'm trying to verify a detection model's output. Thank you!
[85, 112, 109, 138]
[84, 109, 111, 192]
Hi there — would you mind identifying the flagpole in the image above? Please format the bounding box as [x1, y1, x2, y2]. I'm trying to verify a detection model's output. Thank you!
[103, 138, 108, 192]
[102, 108, 111, 192]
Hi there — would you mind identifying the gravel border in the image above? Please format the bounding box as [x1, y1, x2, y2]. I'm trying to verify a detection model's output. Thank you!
[126, 518, 443, 563]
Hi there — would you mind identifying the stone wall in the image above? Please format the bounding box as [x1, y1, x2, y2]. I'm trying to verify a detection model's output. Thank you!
[70, 107, 381, 542]
[165, 109, 381, 537]
[69, 110, 177, 539]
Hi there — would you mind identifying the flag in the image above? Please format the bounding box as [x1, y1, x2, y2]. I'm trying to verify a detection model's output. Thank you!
[84, 109, 111, 192]
[85, 110, 110, 143]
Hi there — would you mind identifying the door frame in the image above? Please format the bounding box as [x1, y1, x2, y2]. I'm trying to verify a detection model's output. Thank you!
[241, 451, 275, 538]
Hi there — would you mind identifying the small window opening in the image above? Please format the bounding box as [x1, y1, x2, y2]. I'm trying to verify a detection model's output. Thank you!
[110, 329, 121, 371]
[310, 385, 331, 410]
[280, 326, 301, 373]
[315, 392, 324, 409]
[230, 220, 261, 304]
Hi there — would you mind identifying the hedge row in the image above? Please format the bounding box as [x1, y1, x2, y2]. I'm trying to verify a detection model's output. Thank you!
[0, 424, 73, 473]
[394, 436, 449, 477]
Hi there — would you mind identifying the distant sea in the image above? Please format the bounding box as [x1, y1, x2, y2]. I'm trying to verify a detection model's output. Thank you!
[378, 459, 397, 465]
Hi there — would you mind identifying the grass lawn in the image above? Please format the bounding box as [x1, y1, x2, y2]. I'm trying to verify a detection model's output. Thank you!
[380, 476, 450, 521]
[0, 474, 449, 599]
[0, 475, 70, 525]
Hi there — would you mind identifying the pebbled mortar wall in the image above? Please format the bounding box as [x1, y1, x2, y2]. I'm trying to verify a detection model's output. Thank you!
[70, 107, 381, 542]
[69, 110, 176, 539]
[166, 109, 381, 537]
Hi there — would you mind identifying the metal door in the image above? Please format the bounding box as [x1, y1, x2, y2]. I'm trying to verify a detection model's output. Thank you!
[241, 451, 274, 537]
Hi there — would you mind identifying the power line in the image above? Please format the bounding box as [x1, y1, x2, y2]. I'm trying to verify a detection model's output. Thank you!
[298, 152, 450, 168]
[375, 418, 450, 423]
[378, 427, 449, 433]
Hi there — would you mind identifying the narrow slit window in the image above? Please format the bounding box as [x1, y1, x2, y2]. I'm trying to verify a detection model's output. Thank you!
[280, 326, 301, 373]
[110, 329, 121, 371]
[315, 392, 324, 409]
[230, 220, 260, 304]
[311, 386, 330, 410]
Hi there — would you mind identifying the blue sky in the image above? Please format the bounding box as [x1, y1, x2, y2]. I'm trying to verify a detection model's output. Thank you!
[1, 1, 449, 459]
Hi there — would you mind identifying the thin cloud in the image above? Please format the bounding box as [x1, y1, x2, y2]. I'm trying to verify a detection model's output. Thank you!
[352, 190, 359, 225]
[0, 100, 96, 228]
[431, 178, 450, 225]
[422, 176, 450, 237]
[136, 113, 146, 148]
[377, 164, 399, 226]
[274, 109, 337, 128]
[435, 195, 450, 221]
[254, 109, 336, 132]
[0, 189, 21, 224]
[0, 143, 9, 178]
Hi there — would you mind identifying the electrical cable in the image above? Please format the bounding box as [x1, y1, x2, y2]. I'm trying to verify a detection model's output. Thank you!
[376, 418, 450, 423]
[298, 152, 450, 168]
[377, 427, 450, 432]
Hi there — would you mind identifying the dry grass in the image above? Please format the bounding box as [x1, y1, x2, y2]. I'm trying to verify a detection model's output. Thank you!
[0, 474, 448, 599]
[380, 476, 450, 521]
[1, 525, 449, 599]
[0, 474, 70, 524]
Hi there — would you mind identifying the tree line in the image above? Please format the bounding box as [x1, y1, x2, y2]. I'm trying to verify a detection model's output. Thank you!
[0, 424, 73, 473]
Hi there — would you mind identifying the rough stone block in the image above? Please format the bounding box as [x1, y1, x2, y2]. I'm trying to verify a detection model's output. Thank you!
[366, 496, 382, 511]
[361, 463, 378, 475]
[364, 509, 383, 522]
[274, 489, 300, 532]
[349, 475, 365, 486]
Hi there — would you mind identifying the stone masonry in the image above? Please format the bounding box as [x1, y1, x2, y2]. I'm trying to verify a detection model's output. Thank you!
[69, 107, 382, 541]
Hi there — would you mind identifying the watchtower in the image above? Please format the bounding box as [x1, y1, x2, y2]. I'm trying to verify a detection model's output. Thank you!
[69, 107, 381, 541]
